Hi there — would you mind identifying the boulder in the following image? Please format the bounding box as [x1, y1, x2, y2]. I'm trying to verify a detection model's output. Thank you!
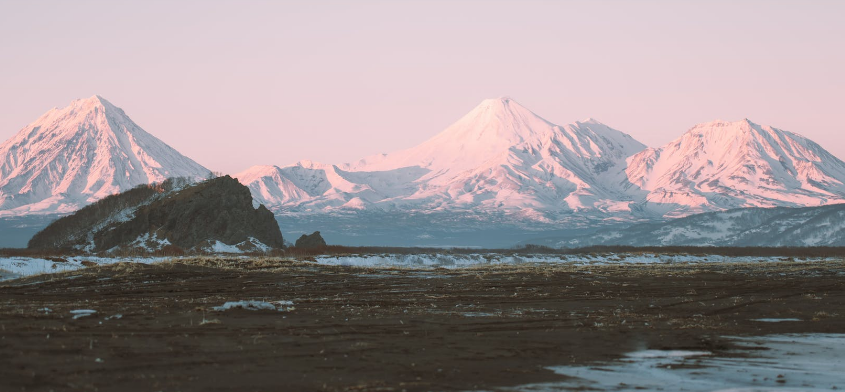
[295, 231, 327, 249]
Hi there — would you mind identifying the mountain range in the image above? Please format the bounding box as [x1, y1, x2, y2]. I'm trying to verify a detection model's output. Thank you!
[235, 98, 646, 223]
[233, 97, 845, 225]
[2, 95, 845, 247]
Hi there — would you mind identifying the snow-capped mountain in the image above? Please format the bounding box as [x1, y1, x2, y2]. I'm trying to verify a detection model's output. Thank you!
[624, 119, 845, 218]
[236, 97, 647, 221]
[8, 94, 845, 247]
[236, 99, 845, 246]
[0, 95, 211, 216]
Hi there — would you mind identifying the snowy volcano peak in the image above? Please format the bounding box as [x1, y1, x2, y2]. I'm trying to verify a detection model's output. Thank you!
[672, 119, 836, 167]
[238, 97, 648, 219]
[441, 96, 558, 147]
[0, 96, 211, 216]
[625, 118, 845, 217]
[354, 97, 644, 177]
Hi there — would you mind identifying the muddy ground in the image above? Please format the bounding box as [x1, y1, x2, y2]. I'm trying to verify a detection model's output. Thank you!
[1, 258, 844, 392]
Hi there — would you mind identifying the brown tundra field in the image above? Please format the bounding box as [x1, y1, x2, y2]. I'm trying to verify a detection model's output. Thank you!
[1, 253, 844, 391]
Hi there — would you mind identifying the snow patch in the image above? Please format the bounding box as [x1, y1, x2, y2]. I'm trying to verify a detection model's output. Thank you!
[312, 253, 831, 270]
[199, 237, 272, 254]
[0, 256, 167, 281]
[70, 309, 97, 319]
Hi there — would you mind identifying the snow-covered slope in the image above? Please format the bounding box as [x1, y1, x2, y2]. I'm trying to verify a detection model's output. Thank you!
[554, 204, 845, 248]
[625, 119, 845, 218]
[236, 97, 646, 220]
[238, 100, 845, 235]
[0, 96, 211, 216]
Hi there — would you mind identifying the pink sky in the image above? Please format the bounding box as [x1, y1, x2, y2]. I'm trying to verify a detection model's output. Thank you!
[1, 1, 843, 174]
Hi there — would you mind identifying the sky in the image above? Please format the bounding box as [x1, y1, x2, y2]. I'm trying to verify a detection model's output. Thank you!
[1, 0, 843, 174]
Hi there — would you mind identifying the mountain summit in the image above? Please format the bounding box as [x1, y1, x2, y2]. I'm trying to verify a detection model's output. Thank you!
[625, 119, 845, 217]
[352, 97, 644, 183]
[237, 97, 647, 220]
[0, 95, 211, 216]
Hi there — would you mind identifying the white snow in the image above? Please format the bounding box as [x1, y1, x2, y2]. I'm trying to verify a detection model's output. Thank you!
[311, 253, 830, 269]
[6, 96, 845, 235]
[128, 232, 172, 252]
[208, 241, 242, 253]
[233, 99, 845, 227]
[0, 95, 210, 217]
[0, 257, 81, 278]
[0, 256, 167, 281]
[506, 334, 845, 392]
[626, 119, 845, 218]
[198, 237, 272, 254]
[235, 97, 646, 218]
[0, 253, 834, 282]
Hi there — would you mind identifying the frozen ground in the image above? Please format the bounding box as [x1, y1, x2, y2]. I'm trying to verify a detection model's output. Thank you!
[1, 254, 842, 392]
[1, 253, 839, 281]
[312, 253, 835, 269]
[0, 256, 167, 281]
[503, 334, 844, 392]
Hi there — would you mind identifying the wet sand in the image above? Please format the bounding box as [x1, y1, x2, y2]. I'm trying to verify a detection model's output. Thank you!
[1, 258, 843, 391]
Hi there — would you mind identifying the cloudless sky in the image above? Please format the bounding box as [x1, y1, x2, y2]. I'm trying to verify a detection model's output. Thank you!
[1, 0, 843, 173]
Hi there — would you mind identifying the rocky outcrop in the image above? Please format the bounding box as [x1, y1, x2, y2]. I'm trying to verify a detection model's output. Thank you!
[295, 231, 326, 249]
[29, 176, 284, 252]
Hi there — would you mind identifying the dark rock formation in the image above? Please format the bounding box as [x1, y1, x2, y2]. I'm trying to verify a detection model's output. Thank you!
[295, 231, 327, 249]
[29, 176, 284, 252]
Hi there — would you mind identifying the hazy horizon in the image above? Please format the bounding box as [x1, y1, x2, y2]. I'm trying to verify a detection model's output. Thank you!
[2, 0, 843, 173]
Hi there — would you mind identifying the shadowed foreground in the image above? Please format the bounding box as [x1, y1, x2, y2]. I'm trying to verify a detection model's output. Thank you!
[1, 258, 843, 391]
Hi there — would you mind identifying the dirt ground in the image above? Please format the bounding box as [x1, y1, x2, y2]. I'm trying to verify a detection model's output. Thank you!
[1, 257, 844, 392]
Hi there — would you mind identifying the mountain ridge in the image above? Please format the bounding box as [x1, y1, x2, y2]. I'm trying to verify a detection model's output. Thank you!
[624, 118, 845, 218]
[236, 97, 648, 220]
[5, 95, 845, 248]
[236, 97, 845, 229]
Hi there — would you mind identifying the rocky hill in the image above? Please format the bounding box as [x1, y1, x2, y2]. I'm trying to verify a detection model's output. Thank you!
[28, 176, 284, 252]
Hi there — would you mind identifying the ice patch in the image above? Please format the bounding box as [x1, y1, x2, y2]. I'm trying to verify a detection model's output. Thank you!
[70, 309, 97, 319]
[625, 349, 711, 359]
[752, 318, 802, 323]
[212, 300, 294, 312]
[507, 334, 845, 392]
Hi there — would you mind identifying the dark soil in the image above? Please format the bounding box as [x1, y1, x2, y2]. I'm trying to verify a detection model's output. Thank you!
[1, 258, 843, 392]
